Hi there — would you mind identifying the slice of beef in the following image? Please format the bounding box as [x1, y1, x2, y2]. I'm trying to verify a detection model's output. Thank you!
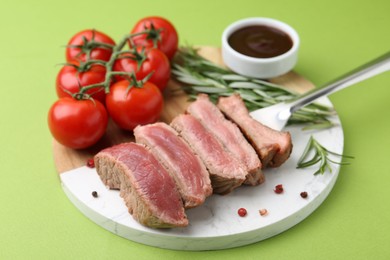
[94, 142, 188, 228]
[217, 94, 292, 168]
[134, 122, 212, 208]
[187, 94, 264, 186]
[171, 114, 246, 195]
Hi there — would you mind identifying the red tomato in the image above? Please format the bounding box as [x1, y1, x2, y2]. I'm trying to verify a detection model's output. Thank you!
[112, 47, 171, 91]
[130, 16, 178, 60]
[66, 29, 116, 62]
[48, 97, 108, 149]
[106, 80, 163, 131]
[56, 61, 107, 104]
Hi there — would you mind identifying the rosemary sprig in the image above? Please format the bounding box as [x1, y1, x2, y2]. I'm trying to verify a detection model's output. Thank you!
[172, 47, 336, 130]
[297, 136, 354, 175]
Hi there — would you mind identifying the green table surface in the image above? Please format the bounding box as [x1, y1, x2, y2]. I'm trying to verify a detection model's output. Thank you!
[1, 0, 390, 259]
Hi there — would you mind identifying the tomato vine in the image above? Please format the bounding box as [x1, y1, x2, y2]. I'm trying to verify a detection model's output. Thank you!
[49, 16, 178, 149]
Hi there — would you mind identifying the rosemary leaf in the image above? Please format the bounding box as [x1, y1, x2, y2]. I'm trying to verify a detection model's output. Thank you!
[252, 79, 297, 94]
[238, 92, 264, 102]
[301, 121, 334, 131]
[203, 78, 227, 88]
[203, 72, 224, 79]
[229, 81, 264, 89]
[191, 86, 229, 93]
[176, 76, 208, 85]
[297, 137, 315, 165]
[326, 149, 355, 159]
[221, 74, 249, 81]
[252, 89, 273, 99]
[296, 156, 321, 168]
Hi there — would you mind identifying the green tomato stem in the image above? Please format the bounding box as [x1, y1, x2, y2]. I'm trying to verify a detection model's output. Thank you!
[73, 25, 161, 99]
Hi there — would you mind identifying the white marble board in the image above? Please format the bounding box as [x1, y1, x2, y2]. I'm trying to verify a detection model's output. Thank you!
[59, 98, 344, 250]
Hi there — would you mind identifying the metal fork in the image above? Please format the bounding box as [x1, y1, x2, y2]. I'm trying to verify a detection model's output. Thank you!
[249, 51, 390, 131]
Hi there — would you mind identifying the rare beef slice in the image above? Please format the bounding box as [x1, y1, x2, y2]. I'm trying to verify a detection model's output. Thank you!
[94, 142, 188, 228]
[187, 94, 264, 185]
[171, 114, 246, 195]
[134, 122, 212, 208]
[217, 94, 292, 168]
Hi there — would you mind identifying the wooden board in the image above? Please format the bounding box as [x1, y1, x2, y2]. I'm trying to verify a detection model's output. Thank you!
[53, 46, 314, 174]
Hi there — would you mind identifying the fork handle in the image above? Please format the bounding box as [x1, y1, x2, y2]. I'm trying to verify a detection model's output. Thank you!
[289, 51, 390, 113]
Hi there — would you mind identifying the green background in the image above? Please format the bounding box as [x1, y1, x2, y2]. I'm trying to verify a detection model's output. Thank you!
[1, 0, 390, 259]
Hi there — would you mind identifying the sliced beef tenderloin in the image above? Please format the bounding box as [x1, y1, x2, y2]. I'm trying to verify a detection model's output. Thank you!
[134, 122, 212, 208]
[171, 114, 246, 195]
[217, 94, 292, 168]
[187, 94, 264, 186]
[94, 142, 188, 228]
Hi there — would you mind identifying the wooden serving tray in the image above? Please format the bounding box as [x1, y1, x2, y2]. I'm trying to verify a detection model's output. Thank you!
[53, 46, 314, 174]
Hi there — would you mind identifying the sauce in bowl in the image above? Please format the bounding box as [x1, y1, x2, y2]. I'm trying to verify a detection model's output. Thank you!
[222, 17, 299, 78]
[228, 25, 293, 58]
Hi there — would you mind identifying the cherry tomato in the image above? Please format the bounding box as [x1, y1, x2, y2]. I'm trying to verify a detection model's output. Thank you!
[48, 97, 108, 149]
[112, 47, 170, 91]
[66, 29, 115, 62]
[56, 61, 107, 104]
[106, 80, 163, 131]
[130, 16, 178, 60]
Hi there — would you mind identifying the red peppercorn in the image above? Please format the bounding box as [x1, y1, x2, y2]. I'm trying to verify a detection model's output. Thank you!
[238, 208, 247, 217]
[274, 184, 284, 194]
[300, 191, 308, 198]
[87, 158, 95, 168]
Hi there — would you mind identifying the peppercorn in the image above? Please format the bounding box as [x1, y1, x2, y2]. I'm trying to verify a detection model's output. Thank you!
[92, 191, 98, 198]
[274, 184, 284, 194]
[238, 208, 247, 217]
[87, 158, 95, 168]
[300, 191, 308, 198]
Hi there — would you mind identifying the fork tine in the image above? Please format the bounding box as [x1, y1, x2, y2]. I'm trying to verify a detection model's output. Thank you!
[250, 102, 292, 131]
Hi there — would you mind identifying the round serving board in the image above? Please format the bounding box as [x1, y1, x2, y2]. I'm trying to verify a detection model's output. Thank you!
[54, 46, 344, 250]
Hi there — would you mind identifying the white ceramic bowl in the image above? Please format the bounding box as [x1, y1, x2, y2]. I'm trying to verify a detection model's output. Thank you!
[222, 17, 300, 79]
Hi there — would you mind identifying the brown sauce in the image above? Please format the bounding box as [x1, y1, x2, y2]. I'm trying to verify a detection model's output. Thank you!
[228, 25, 293, 58]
